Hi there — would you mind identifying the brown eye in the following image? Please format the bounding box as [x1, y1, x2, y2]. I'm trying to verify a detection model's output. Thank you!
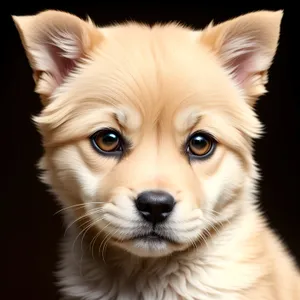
[91, 129, 123, 155]
[187, 132, 215, 158]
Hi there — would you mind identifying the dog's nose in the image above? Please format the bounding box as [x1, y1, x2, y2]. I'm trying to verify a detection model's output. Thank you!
[135, 190, 175, 224]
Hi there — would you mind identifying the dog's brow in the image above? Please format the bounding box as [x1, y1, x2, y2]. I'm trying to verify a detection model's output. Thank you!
[113, 108, 141, 132]
[114, 111, 127, 128]
[175, 107, 202, 134]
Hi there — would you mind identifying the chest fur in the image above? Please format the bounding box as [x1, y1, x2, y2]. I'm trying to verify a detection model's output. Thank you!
[56, 237, 263, 300]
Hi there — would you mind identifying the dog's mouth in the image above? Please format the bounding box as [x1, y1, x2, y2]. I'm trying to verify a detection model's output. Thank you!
[130, 231, 178, 244]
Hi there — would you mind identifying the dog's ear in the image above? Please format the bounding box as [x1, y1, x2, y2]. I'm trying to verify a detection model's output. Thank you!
[200, 10, 283, 105]
[12, 10, 102, 105]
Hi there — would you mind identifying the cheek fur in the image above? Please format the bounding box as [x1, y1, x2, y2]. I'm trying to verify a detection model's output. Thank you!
[196, 151, 246, 213]
[49, 145, 109, 204]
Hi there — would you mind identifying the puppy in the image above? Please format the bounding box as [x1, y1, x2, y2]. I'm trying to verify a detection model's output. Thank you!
[13, 9, 300, 300]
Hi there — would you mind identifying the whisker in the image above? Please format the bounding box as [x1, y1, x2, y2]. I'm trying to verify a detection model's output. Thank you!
[204, 209, 232, 226]
[54, 202, 105, 216]
[90, 230, 102, 261]
[90, 223, 110, 261]
[202, 217, 223, 237]
[99, 227, 113, 264]
[71, 217, 100, 277]
[79, 216, 107, 254]
[187, 236, 198, 250]
[199, 230, 210, 248]
[72, 216, 104, 256]
[64, 207, 103, 236]
[207, 214, 231, 232]
[102, 231, 115, 260]
[100, 227, 120, 263]
[77, 216, 107, 277]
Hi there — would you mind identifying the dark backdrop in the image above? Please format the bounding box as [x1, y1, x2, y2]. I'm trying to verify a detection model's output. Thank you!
[3, 3, 299, 300]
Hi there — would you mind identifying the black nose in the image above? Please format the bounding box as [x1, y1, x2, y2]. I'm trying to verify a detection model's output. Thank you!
[135, 190, 175, 224]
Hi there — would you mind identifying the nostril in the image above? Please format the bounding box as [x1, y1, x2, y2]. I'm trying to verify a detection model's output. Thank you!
[161, 202, 174, 212]
[135, 190, 175, 224]
[136, 199, 150, 213]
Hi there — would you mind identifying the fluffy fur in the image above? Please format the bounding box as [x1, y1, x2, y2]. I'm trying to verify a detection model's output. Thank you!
[13, 9, 300, 300]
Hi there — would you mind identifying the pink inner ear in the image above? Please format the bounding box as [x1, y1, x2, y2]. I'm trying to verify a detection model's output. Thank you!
[229, 52, 256, 87]
[47, 43, 78, 87]
[220, 35, 261, 88]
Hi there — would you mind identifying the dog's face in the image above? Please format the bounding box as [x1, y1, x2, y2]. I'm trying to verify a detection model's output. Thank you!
[13, 10, 282, 257]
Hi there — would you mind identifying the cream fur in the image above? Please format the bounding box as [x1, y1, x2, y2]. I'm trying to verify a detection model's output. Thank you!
[13, 9, 300, 300]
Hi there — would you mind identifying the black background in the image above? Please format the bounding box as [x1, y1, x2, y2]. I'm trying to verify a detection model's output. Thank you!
[3, 3, 299, 300]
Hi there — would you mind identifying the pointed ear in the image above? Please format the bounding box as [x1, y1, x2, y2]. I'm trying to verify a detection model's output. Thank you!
[12, 10, 102, 105]
[200, 10, 283, 105]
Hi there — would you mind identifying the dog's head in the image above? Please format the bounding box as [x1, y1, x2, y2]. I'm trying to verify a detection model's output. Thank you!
[13, 10, 282, 257]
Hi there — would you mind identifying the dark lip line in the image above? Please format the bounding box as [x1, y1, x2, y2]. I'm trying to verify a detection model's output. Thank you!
[130, 232, 179, 244]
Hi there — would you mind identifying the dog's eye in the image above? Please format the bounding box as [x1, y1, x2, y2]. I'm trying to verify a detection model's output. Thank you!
[187, 131, 216, 159]
[90, 129, 123, 155]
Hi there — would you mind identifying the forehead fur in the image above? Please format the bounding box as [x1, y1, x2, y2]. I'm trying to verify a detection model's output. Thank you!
[34, 22, 262, 151]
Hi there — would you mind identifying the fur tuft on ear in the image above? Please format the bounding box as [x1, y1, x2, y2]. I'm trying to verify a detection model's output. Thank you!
[12, 10, 102, 104]
[200, 10, 283, 105]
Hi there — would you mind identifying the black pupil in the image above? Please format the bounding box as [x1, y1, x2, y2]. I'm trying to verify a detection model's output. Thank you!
[191, 135, 208, 149]
[102, 132, 119, 147]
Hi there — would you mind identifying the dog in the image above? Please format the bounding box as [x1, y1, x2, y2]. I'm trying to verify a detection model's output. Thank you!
[13, 9, 300, 300]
